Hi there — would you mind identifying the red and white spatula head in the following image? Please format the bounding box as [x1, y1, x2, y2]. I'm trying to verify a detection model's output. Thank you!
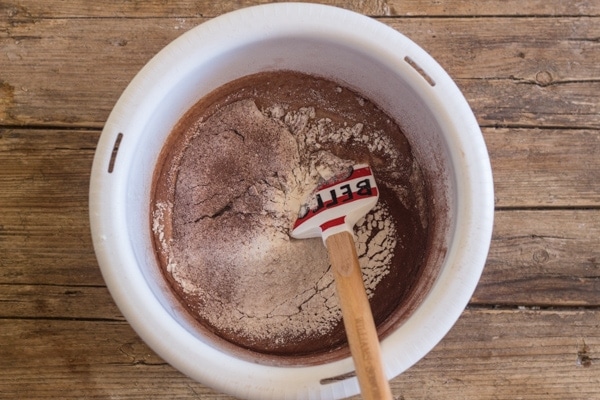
[291, 164, 379, 242]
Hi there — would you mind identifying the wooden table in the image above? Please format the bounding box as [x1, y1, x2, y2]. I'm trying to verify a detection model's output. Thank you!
[1, 1, 599, 399]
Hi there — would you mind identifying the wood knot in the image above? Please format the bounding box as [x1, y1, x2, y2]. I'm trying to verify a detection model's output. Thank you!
[532, 248, 550, 264]
[535, 71, 553, 86]
[577, 342, 593, 368]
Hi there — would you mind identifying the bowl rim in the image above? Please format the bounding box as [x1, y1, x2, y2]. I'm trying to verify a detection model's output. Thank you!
[89, 3, 494, 399]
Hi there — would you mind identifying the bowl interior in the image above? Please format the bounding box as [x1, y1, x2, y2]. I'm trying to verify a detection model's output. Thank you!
[126, 34, 455, 353]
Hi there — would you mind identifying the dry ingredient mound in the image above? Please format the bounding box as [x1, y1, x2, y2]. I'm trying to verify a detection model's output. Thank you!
[151, 71, 431, 359]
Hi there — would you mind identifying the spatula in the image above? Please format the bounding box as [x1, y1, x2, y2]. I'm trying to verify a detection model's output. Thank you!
[291, 164, 393, 400]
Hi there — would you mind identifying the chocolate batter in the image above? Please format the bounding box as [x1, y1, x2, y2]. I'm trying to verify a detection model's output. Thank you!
[150, 71, 437, 365]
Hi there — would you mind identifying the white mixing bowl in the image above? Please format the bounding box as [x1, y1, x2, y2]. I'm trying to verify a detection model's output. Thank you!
[90, 3, 494, 399]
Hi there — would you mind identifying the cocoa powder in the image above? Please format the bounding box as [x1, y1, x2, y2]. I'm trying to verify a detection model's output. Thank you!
[151, 71, 432, 361]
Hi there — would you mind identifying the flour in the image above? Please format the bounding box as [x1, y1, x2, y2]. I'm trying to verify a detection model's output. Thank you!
[152, 98, 399, 344]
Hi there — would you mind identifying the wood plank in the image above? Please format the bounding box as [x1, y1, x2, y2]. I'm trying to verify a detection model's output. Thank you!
[1, 17, 188, 127]
[461, 79, 600, 129]
[486, 128, 600, 208]
[0, 129, 97, 208]
[390, 308, 600, 400]
[1, 308, 598, 399]
[0, 208, 103, 286]
[474, 210, 600, 307]
[1, 17, 599, 128]
[0, 0, 392, 19]
[0, 129, 102, 286]
[383, 17, 600, 128]
[2, 0, 599, 18]
[388, 0, 600, 17]
[0, 284, 122, 320]
[387, 16, 600, 81]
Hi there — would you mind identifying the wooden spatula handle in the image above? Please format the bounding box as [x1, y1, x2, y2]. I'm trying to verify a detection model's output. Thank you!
[326, 231, 393, 400]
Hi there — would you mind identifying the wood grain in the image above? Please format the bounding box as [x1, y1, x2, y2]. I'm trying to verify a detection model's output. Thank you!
[475, 210, 600, 307]
[2, 0, 599, 18]
[327, 231, 393, 400]
[0, 0, 391, 19]
[1, 1, 598, 398]
[1, 17, 599, 128]
[1, 309, 597, 399]
[486, 128, 600, 208]
[390, 308, 600, 400]
[0, 129, 101, 287]
[388, 0, 600, 17]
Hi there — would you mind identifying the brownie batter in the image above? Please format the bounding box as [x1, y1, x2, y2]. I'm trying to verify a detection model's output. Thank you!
[151, 71, 435, 364]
